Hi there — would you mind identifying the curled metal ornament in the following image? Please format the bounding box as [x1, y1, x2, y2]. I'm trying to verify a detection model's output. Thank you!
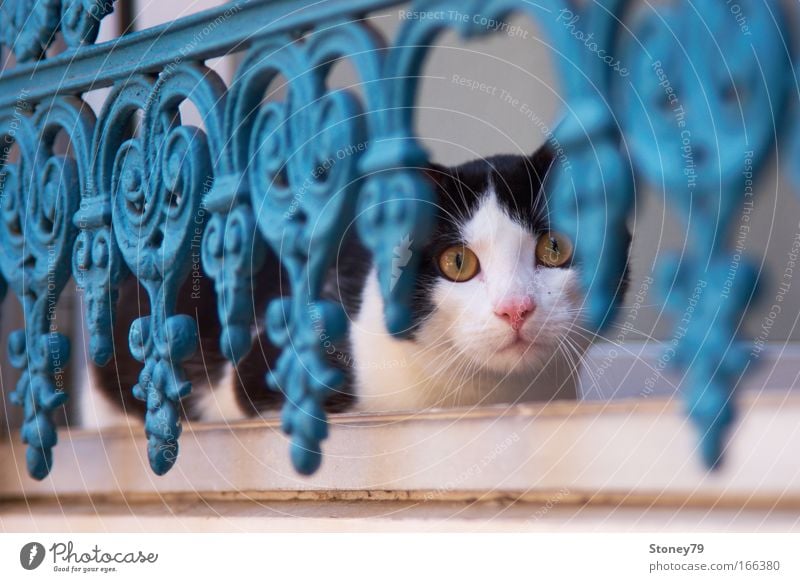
[227, 32, 370, 474]
[100, 65, 223, 475]
[0, 0, 115, 63]
[614, 0, 789, 466]
[0, 97, 90, 479]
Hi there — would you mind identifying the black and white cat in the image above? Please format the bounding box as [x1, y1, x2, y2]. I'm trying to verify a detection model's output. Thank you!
[79, 145, 591, 427]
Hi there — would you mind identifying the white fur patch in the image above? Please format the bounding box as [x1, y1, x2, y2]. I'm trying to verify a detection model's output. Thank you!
[194, 363, 248, 423]
[78, 368, 141, 429]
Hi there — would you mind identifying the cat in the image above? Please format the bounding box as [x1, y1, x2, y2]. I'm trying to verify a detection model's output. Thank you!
[78, 144, 594, 427]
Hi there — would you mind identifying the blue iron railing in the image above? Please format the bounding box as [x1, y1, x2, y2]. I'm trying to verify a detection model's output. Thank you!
[0, 0, 790, 479]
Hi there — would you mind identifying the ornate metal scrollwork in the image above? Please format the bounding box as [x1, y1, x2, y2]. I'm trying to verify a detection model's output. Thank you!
[74, 76, 136, 367]
[93, 64, 226, 475]
[61, 0, 116, 47]
[223, 29, 370, 474]
[0, 0, 60, 62]
[0, 0, 115, 63]
[0, 96, 93, 479]
[615, 0, 790, 466]
[0, 0, 793, 478]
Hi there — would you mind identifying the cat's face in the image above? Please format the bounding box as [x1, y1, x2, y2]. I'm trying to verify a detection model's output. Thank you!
[411, 149, 585, 377]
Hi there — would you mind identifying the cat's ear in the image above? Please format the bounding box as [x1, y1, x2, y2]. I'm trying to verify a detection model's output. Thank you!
[423, 162, 451, 191]
[529, 144, 556, 189]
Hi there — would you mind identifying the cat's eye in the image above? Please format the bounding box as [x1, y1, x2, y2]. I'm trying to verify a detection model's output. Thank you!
[536, 232, 573, 268]
[437, 245, 480, 282]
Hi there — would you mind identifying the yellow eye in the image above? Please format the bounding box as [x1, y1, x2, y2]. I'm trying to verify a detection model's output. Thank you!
[437, 245, 480, 282]
[536, 231, 573, 267]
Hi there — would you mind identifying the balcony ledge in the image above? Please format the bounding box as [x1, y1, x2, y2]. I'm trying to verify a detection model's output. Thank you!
[1, 392, 798, 507]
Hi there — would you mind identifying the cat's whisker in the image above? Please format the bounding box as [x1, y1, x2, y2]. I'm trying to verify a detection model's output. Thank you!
[420, 341, 474, 385]
[434, 345, 480, 406]
[425, 348, 467, 383]
[603, 322, 664, 344]
[555, 340, 580, 387]
[569, 322, 641, 350]
[566, 324, 675, 382]
[559, 332, 607, 396]
[613, 303, 661, 310]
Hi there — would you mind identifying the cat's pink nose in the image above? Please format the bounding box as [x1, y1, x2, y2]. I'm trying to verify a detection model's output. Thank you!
[494, 297, 535, 331]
